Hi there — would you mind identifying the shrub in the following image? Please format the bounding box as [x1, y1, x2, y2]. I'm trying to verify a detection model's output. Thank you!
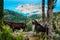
[15, 29, 24, 40]
[0, 24, 24, 40]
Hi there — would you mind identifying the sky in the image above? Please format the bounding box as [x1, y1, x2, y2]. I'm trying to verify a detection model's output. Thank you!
[4, 0, 60, 16]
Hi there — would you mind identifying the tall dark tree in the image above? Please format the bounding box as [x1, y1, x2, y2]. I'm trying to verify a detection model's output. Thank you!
[42, 0, 46, 26]
[0, 0, 3, 31]
[47, 0, 57, 40]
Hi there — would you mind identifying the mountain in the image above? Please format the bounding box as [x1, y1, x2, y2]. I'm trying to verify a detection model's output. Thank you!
[28, 14, 41, 19]
[4, 9, 60, 23]
[4, 9, 27, 23]
[4, 9, 42, 23]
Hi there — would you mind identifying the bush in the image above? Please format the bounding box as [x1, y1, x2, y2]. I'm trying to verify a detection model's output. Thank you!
[27, 23, 32, 31]
[0, 24, 24, 40]
[53, 32, 60, 40]
[15, 29, 24, 40]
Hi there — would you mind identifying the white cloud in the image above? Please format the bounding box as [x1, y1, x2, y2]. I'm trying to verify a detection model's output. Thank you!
[16, 4, 47, 15]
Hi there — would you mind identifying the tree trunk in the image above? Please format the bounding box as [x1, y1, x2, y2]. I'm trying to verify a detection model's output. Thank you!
[42, 0, 46, 26]
[47, 9, 53, 40]
[0, 0, 3, 31]
[47, 0, 55, 40]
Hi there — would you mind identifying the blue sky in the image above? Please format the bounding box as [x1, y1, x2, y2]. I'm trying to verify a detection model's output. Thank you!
[4, 0, 60, 16]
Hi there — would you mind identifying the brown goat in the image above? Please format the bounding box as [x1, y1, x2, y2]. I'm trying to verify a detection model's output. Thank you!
[4, 21, 27, 32]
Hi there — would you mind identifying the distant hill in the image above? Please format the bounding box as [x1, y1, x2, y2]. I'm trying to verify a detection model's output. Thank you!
[4, 9, 42, 22]
[4, 9, 27, 23]
[28, 14, 41, 19]
[4, 9, 60, 23]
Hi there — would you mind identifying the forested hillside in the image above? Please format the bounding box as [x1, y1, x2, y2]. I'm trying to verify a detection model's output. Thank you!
[4, 9, 27, 23]
[4, 9, 60, 23]
[4, 9, 42, 23]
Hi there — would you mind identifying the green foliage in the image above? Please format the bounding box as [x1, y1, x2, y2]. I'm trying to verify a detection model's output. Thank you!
[0, 24, 24, 40]
[52, 20, 56, 31]
[27, 21, 32, 31]
[52, 12, 60, 40]
[15, 29, 24, 40]
[0, 25, 14, 40]
[53, 32, 60, 40]
[29, 14, 41, 19]
[55, 30, 60, 35]
[3, 9, 60, 40]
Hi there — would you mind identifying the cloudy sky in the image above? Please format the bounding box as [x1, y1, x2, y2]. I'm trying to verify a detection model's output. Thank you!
[4, 0, 60, 16]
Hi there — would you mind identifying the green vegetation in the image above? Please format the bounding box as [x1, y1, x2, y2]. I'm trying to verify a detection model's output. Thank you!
[4, 9, 60, 31]
[4, 9, 42, 23]
[3, 9, 60, 40]
[0, 24, 24, 40]
[4, 9, 27, 23]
